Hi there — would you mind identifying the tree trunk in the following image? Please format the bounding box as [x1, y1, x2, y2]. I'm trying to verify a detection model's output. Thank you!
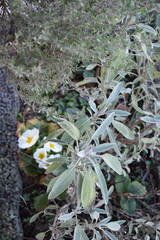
[0, 68, 23, 239]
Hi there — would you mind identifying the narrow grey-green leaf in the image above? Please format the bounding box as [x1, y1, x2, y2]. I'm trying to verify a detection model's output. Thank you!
[48, 167, 75, 199]
[107, 127, 121, 156]
[138, 23, 157, 36]
[74, 225, 89, 240]
[105, 82, 122, 105]
[91, 161, 108, 205]
[58, 120, 80, 141]
[92, 143, 116, 153]
[141, 116, 160, 124]
[102, 154, 123, 175]
[81, 171, 96, 211]
[107, 109, 131, 116]
[112, 120, 134, 140]
[89, 99, 97, 113]
[75, 77, 98, 87]
[102, 230, 118, 240]
[141, 43, 153, 63]
[92, 112, 115, 140]
[105, 222, 121, 231]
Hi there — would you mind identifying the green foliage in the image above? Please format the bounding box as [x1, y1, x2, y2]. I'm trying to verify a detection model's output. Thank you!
[3, 0, 160, 239]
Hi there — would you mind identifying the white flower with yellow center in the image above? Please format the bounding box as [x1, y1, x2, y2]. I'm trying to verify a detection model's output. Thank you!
[18, 128, 39, 149]
[44, 141, 62, 153]
[38, 154, 60, 169]
[33, 148, 47, 162]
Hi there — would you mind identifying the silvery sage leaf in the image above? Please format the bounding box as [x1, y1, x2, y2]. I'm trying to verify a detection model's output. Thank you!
[92, 143, 116, 153]
[102, 153, 123, 175]
[58, 120, 80, 141]
[112, 120, 134, 140]
[105, 82, 123, 105]
[73, 225, 89, 240]
[92, 112, 115, 140]
[48, 167, 75, 199]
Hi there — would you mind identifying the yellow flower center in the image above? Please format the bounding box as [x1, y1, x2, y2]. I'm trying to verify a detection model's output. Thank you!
[38, 153, 45, 160]
[26, 136, 34, 144]
[49, 143, 55, 149]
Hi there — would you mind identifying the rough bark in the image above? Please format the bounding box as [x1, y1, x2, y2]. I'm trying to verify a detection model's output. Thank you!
[0, 68, 23, 239]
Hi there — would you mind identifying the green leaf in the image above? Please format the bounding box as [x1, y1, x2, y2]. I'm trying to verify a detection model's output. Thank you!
[58, 120, 80, 141]
[141, 116, 160, 124]
[138, 23, 157, 36]
[86, 64, 98, 70]
[105, 222, 121, 231]
[47, 176, 58, 193]
[81, 170, 96, 211]
[107, 110, 131, 116]
[115, 175, 131, 193]
[30, 212, 43, 223]
[75, 171, 84, 203]
[36, 232, 45, 240]
[92, 161, 108, 205]
[102, 154, 123, 175]
[105, 68, 117, 83]
[107, 127, 121, 156]
[92, 143, 116, 153]
[102, 230, 118, 240]
[120, 196, 136, 214]
[92, 112, 115, 140]
[141, 43, 153, 63]
[105, 82, 122, 105]
[75, 77, 98, 87]
[46, 161, 63, 174]
[112, 120, 134, 140]
[127, 181, 147, 196]
[34, 193, 49, 211]
[73, 225, 89, 240]
[83, 70, 95, 78]
[48, 167, 75, 199]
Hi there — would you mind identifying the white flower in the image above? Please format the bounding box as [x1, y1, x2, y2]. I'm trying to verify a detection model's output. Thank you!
[33, 148, 47, 162]
[44, 141, 62, 152]
[18, 128, 39, 149]
[38, 154, 61, 169]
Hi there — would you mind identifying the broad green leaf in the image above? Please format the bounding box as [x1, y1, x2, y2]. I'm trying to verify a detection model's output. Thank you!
[92, 161, 108, 205]
[83, 70, 95, 78]
[34, 193, 48, 211]
[127, 181, 147, 196]
[112, 120, 134, 140]
[48, 167, 75, 199]
[92, 112, 115, 140]
[81, 171, 96, 211]
[58, 120, 80, 141]
[86, 64, 98, 70]
[120, 196, 136, 214]
[138, 23, 157, 36]
[141, 43, 153, 63]
[92, 143, 116, 153]
[30, 212, 43, 223]
[36, 232, 45, 240]
[102, 230, 118, 240]
[41, 129, 64, 144]
[73, 225, 89, 240]
[102, 154, 123, 175]
[105, 222, 121, 231]
[115, 174, 131, 193]
[105, 82, 122, 105]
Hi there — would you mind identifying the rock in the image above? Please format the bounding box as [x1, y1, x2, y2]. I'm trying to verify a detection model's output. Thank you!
[0, 68, 23, 239]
